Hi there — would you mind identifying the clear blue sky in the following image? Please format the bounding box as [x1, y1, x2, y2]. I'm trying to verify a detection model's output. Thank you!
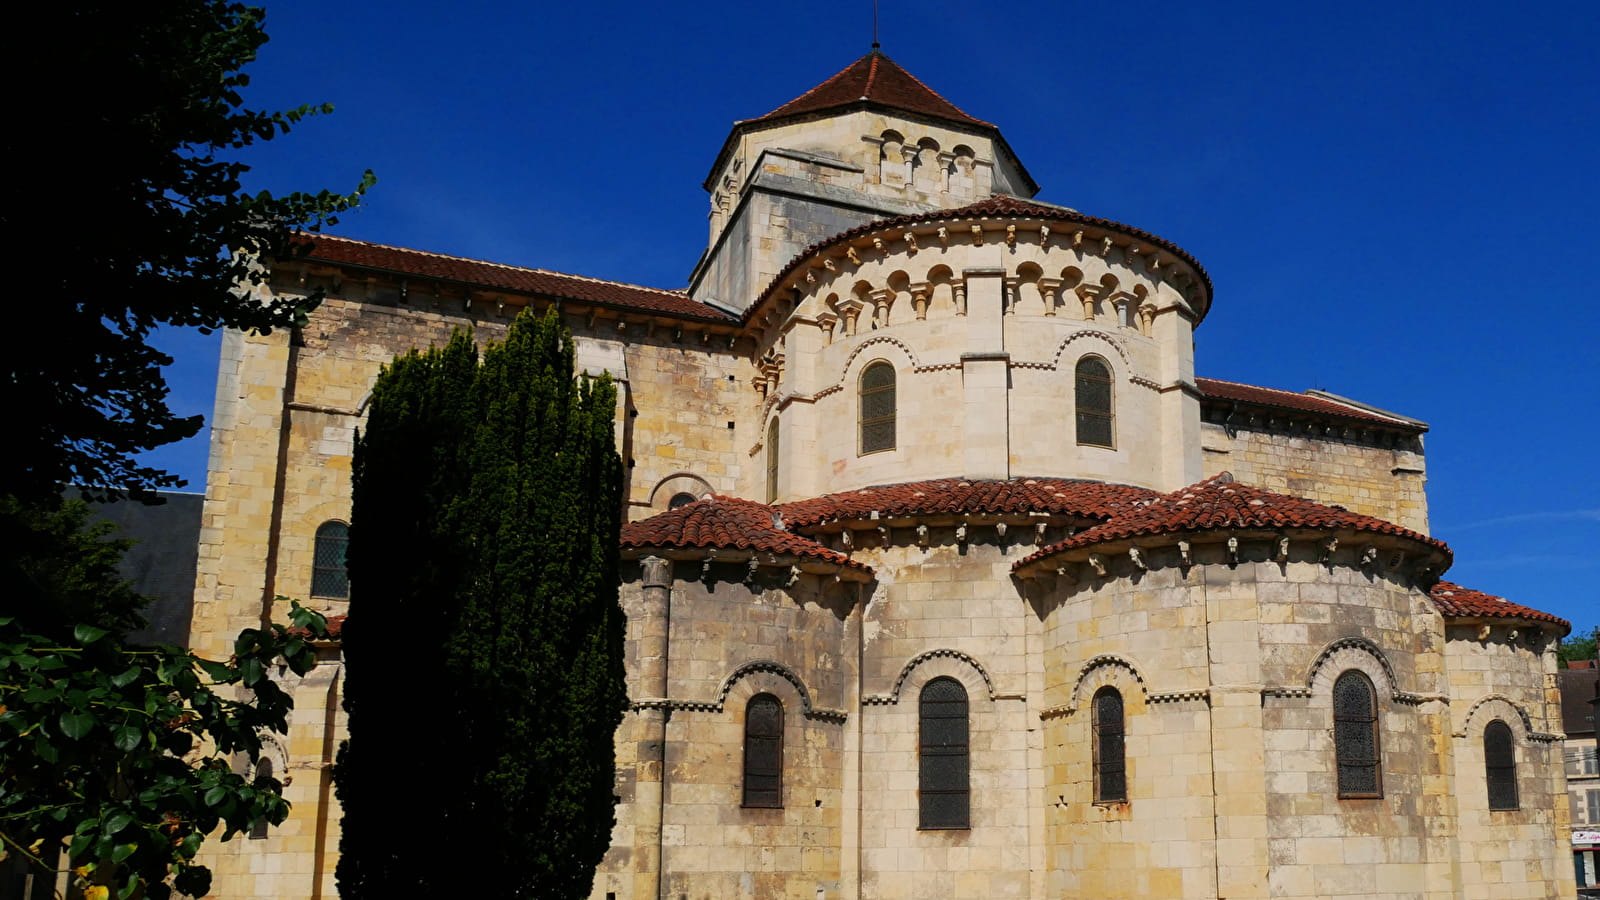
[146, 1, 1599, 634]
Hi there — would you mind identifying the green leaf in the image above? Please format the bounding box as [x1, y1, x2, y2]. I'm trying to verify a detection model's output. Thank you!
[113, 725, 143, 752]
[110, 665, 142, 687]
[239, 656, 263, 686]
[60, 710, 96, 739]
[74, 623, 110, 644]
[104, 810, 134, 836]
[112, 842, 137, 864]
[197, 658, 233, 682]
[203, 786, 228, 808]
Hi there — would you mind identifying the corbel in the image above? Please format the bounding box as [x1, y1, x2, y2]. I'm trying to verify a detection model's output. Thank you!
[804, 270, 816, 284]
[586, 310, 599, 330]
[872, 237, 886, 256]
[1359, 546, 1378, 570]
[1072, 230, 1085, 249]
[1477, 624, 1492, 641]
[1275, 535, 1290, 563]
[1507, 628, 1520, 644]
[840, 529, 853, 550]
[877, 524, 890, 546]
[823, 257, 837, 272]
[1039, 225, 1051, 245]
[956, 522, 969, 546]
[846, 246, 862, 266]
[463, 290, 474, 313]
[1226, 536, 1240, 565]
[1087, 554, 1108, 577]
[971, 224, 984, 245]
[1525, 627, 1542, 647]
[995, 522, 1008, 542]
[1123, 244, 1142, 269]
[1178, 539, 1193, 567]
[1386, 549, 1406, 571]
[672, 327, 683, 343]
[937, 227, 949, 247]
[699, 551, 717, 584]
[1005, 225, 1017, 248]
[786, 565, 802, 588]
[1035, 522, 1048, 544]
[1319, 536, 1338, 564]
[745, 557, 760, 584]
[1101, 236, 1114, 257]
[904, 231, 918, 254]
[699, 331, 711, 346]
[916, 524, 930, 548]
[398, 278, 409, 303]
[1056, 565, 1078, 585]
[330, 273, 343, 293]
[496, 297, 506, 317]
[616, 320, 627, 335]
[1128, 546, 1148, 571]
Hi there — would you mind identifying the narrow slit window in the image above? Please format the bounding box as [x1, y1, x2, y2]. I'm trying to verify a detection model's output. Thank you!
[765, 418, 780, 504]
[1333, 670, 1382, 798]
[1484, 720, 1518, 811]
[919, 677, 969, 829]
[249, 757, 275, 839]
[311, 521, 349, 598]
[859, 361, 896, 454]
[1093, 686, 1127, 803]
[743, 694, 783, 808]
[1075, 356, 1114, 447]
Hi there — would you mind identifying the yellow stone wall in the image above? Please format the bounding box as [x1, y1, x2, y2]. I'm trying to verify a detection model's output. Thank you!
[1200, 422, 1429, 534]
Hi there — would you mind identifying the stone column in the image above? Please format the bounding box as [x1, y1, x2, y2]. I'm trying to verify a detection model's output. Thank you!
[961, 267, 1010, 480]
[634, 557, 673, 900]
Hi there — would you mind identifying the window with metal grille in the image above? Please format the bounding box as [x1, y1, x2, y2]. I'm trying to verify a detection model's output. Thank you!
[765, 418, 780, 504]
[742, 694, 783, 808]
[311, 521, 349, 598]
[919, 677, 969, 829]
[1093, 686, 1127, 803]
[1333, 670, 1382, 798]
[249, 757, 274, 839]
[1075, 356, 1113, 448]
[1484, 720, 1518, 810]
[859, 361, 896, 454]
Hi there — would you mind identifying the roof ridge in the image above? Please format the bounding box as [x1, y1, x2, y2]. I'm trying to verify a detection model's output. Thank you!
[304, 233, 688, 297]
[750, 56, 865, 122]
[875, 51, 987, 127]
[1197, 376, 1415, 426]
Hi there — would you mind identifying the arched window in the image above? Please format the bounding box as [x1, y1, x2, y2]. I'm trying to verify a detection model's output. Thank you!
[1092, 686, 1127, 803]
[1075, 356, 1114, 448]
[919, 677, 969, 829]
[743, 694, 783, 808]
[765, 418, 780, 504]
[1333, 670, 1382, 798]
[859, 361, 896, 454]
[1484, 720, 1518, 810]
[249, 757, 275, 839]
[668, 492, 697, 509]
[311, 521, 349, 598]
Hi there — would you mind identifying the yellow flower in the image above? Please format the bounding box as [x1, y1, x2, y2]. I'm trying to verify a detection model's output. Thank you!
[85, 886, 110, 900]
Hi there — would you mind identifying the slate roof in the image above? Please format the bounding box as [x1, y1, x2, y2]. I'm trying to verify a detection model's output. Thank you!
[294, 234, 734, 323]
[753, 194, 1213, 318]
[1018, 473, 1449, 567]
[1427, 581, 1571, 632]
[750, 50, 991, 129]
[778, 477, 1156, 529]
[1197, 377, 1426, 432]
[621, 495, 868, 572]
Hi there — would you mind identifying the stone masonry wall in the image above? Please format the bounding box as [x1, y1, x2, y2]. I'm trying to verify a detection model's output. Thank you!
[1200, 422, 1429, 534]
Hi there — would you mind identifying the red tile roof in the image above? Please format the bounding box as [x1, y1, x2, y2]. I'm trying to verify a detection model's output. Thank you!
[753, 194, 1213, 321]
[1427, 581, 1570, 632]
[294, 234, 734, 323]
[750, 50, 991, 129]
[778, 477, 1156, 529]
[621, 495, 869, 572]
[1019, 473, 1450, 567]
[1196, 377, 1425, 432]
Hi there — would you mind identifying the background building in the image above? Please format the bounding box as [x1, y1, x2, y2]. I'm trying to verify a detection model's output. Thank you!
[1564, 661, 1599, 890]
[191, 52, 1578, 899]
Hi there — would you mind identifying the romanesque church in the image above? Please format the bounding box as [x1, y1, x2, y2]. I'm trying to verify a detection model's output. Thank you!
[189, 50, 1577, 899]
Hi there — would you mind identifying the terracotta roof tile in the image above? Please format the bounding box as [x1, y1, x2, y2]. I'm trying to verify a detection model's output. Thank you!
[778, 477, 1156, 529]
[751, 50, 989, 129]
[1427, 581, 1570, 632]
[753, 195, 1212, 320]
[1196, 377, 1426, 432]
[621, 495, 868, 572]
[1019, 473, 1449, 567]
[294, 234, 734, 323]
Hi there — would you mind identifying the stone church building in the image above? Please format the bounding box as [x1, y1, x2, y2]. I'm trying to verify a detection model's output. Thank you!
[189, 51, 1577, 899]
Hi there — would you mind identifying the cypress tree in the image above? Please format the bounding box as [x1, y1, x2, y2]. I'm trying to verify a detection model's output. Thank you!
[336, 310, 626, 899]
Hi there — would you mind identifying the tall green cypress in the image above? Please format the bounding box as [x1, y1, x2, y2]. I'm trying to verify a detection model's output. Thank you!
[336, 310, 626, 899]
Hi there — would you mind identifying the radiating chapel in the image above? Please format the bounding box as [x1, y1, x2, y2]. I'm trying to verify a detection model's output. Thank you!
[191, 51, 1578, 899]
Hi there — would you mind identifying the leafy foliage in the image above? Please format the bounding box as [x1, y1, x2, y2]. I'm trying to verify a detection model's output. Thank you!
[336, 309, 627, 899]
[0, 497, 150, 647]
[5, 0, 373, 503]
[1561, 627, 1599, 664]
[0, 602, 331, 899]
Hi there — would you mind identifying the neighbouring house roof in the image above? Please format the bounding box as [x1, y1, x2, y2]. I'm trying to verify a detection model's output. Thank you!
[752, 194, 1213, 321]
[750, 50, 991, 130]
[1197, 377, 1427, 433]
[1017, 472, 1451, 569]
[292, 234, 735, 323]
[72, 488, 204, 648]
[778, 477, 1156, 530]
[1428, 581, 1571, 633]
[620, 495, 870, 574]
[1560, 667, 1598, 736]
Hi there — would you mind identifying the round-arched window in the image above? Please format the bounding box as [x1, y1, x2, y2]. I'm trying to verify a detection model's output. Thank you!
[859, 361, 896, 454]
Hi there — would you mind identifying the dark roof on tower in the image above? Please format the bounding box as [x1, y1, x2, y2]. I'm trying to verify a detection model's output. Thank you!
[751, 50, 991, 129]
[705, 51, 1037, 196]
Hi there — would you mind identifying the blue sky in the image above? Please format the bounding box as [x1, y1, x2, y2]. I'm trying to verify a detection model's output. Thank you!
[147, 1, 1598, 634]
